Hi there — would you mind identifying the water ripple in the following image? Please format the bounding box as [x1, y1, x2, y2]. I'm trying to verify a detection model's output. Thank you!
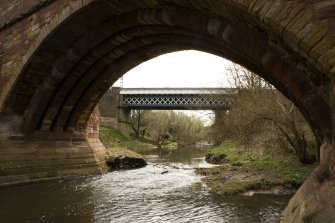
[0, 150, 290, 223]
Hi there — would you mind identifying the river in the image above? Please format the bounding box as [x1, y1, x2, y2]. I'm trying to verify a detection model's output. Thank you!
[0, 147, 291, 222]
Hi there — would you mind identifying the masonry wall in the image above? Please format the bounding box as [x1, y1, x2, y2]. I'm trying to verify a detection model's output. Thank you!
[0, 0, 94, 110]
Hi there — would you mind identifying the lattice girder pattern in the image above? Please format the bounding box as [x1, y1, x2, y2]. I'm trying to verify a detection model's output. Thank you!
[121, 94, 234, 110]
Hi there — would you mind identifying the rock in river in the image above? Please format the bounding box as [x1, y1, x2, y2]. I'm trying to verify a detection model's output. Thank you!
[105, 147, 147, 170]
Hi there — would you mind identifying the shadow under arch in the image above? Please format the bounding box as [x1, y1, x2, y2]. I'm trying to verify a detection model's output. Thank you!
[1, 6, 330, 141]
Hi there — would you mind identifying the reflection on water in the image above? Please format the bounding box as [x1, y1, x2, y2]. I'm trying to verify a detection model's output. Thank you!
[0, 178, 95, 222]
[156, 147, 210, 164]
[0, 147, 290, 222]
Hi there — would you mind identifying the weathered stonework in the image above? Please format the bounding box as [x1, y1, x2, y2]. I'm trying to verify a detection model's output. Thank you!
[0, 106, 106, 186]
[0, 132, 106, 186]
[0, 1, 335, 222]
[281, 167, 335, 222]
[84, 106, 100, 138]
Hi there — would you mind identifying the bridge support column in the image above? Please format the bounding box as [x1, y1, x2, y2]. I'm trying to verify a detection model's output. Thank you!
[0, 107, 107, 186]
[281, 82, 335, 222]
[118, 108, 133, 136]
[98, 88, 121, 129]
[281, 142, 335, 222]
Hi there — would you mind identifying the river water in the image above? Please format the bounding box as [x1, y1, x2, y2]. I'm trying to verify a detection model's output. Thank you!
[0, 147, 291, 222]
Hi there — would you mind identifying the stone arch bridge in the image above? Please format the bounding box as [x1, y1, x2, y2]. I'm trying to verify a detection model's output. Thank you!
[0, 1, 335, 221]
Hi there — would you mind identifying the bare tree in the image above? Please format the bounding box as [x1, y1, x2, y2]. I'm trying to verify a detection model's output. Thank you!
[137, 110, 208, 145]
[213, 63, 316, 163]
[130, 110, 146, 138]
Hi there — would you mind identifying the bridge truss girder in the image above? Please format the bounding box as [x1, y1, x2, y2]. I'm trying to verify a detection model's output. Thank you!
[120, 94, 234, 110]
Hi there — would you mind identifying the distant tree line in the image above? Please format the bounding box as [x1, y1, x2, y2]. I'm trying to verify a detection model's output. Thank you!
[130, 110, 208, 145]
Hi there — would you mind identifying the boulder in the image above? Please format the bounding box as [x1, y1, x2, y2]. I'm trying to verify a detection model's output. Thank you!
[106, 154, 147, 170]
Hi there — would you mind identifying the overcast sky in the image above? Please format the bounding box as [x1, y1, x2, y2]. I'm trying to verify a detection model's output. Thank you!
[113, 50, 231, 88]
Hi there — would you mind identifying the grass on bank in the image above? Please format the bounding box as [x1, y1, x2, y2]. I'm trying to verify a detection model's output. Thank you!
[196, 141, 316, 195]
[161, 141, 178, 151]
[99, 127, 156, 154]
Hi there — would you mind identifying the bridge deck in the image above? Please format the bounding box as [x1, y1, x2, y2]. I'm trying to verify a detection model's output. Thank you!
[118, 88, 236, 110]
[119, 88, 237, 95]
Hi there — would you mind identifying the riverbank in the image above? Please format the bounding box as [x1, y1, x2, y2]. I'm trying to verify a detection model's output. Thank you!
[99, 127, 157, 169]
[196, 142, 316, 196]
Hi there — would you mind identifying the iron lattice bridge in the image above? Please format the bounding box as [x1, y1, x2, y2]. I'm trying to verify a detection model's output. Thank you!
[119, 88, 237, 110]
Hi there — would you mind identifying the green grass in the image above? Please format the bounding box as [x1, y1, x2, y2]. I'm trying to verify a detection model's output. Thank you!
[198, 141, 317, 194]
[99, 127, 157, 154]
[210, 179, 273, 195]
[248, 155, 315, 186]
[188, 182, 203, 191]
[207, 142, 252, 166]
[195, 166, 229, 175]
[207, 142, 234, 156]
[208, 142, 315, 185]
[161, 142, 178, 151]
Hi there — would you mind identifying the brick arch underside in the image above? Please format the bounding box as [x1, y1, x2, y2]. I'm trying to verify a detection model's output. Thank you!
[1, 1, 331, 143]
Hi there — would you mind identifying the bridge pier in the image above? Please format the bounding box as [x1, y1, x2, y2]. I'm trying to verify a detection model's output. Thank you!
[117, 108, 133, 136]
[0, 108, 106, 186]
[98, 88, 133, 135]
[281, 141, 335, 222]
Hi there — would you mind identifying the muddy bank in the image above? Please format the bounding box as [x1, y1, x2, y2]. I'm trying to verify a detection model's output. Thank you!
[196, 165, 297, 196]
[196, 142, 316, 196]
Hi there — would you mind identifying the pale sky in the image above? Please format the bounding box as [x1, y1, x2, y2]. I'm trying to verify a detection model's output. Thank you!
[113, 50, 230, 88]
